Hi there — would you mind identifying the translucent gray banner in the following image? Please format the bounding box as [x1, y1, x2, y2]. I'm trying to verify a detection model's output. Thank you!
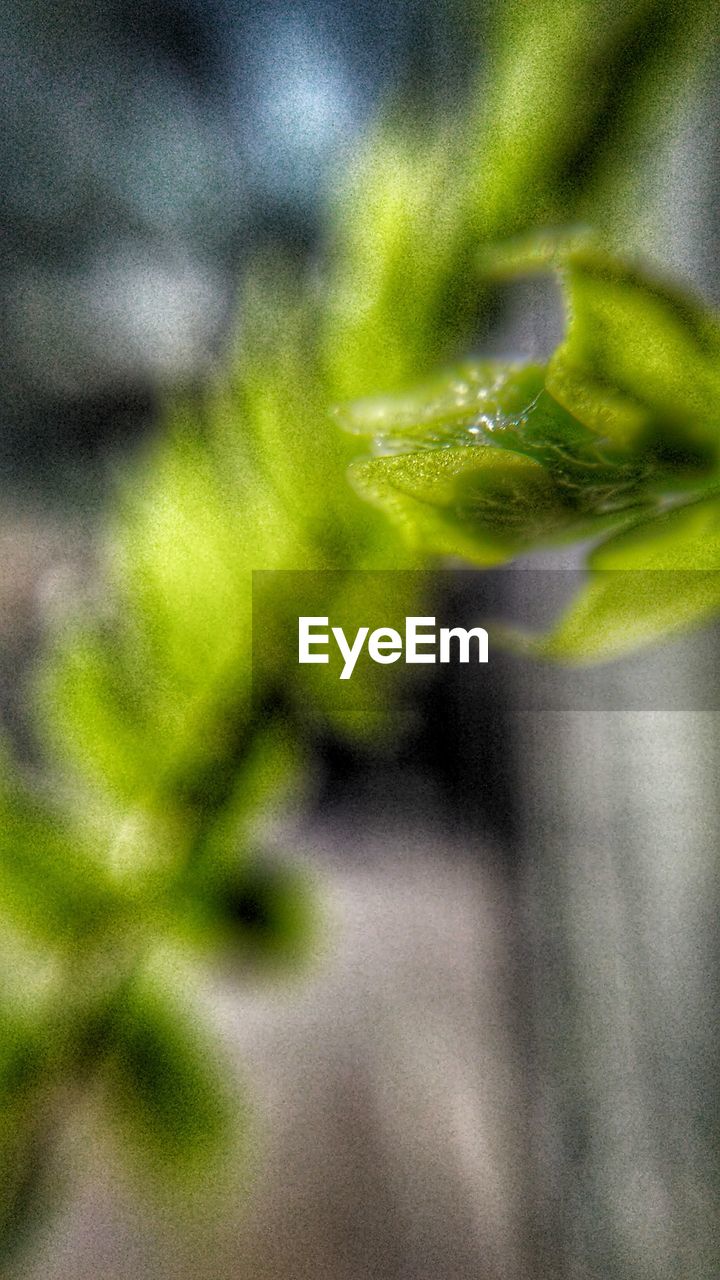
[251, 570, 720, 714]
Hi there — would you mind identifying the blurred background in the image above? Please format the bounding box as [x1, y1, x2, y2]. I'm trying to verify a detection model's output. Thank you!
[1, 2, 720, 1277]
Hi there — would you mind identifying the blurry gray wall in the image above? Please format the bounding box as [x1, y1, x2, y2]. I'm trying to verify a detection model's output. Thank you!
[508, 65, 720, 1279]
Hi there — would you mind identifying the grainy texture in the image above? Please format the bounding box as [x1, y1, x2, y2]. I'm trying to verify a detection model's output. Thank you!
[14, 835, 527, 1280]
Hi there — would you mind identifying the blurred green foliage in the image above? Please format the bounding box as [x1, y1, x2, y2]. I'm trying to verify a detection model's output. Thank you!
[2, 0, 720, 1259]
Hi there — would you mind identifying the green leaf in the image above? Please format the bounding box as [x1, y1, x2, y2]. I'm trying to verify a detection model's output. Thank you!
[351, 444, 569, 564]
[486, 235, 720, 471]
[0, 765, 122, 943]
[107, 964, 235, 1185]
[344, 362, 658, 561]
[336, 361, 546, 451]
[549, 248, 720, 470]
[345, 242, 720, 573]
[513, 497, 720, 662]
